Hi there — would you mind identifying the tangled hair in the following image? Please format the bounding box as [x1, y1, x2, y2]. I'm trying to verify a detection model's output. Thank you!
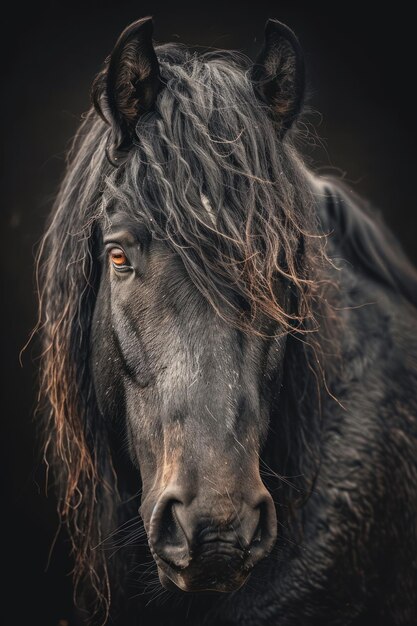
[37, 113, 115, 618]
[37, 45, 331, 619]
[97, 45, 326, 334]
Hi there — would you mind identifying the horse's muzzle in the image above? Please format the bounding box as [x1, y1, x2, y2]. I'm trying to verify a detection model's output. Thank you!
[146, 487, 277, 592]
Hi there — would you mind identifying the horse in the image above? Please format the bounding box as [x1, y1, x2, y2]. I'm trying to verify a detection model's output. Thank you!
[37, 16, 417, 626]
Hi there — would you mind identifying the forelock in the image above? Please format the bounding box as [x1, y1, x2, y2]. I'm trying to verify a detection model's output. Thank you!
[101, 44, 322, 333]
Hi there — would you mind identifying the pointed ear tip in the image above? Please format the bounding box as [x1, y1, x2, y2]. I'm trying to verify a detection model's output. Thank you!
[265, 18, 280, 27]
[142, 15, 155, 26]
[264, 18, 297, 40]
[265, 18, 283, 32]
[134, 15, 154, 31]
[122, 16, 154, 40]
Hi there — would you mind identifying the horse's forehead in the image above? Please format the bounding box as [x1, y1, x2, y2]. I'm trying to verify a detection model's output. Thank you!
[104, 194, 217, 231]
[103, 211, 150, 241]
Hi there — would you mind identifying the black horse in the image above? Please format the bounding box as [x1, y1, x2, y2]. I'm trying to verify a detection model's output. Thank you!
[37, 17, 417, 625]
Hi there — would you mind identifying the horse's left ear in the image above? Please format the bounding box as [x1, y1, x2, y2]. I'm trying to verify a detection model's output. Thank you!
[92, 16, 160, 165]
[252, 19, 305, 135]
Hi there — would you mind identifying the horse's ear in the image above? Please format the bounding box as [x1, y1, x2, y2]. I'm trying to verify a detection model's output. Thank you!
[252, 19, 305, 135]
[92, 16, 160, 165]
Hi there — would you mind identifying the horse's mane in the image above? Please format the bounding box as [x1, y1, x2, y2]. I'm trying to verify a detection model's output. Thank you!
[318, 177, 417, 309]
[36, 42, 416, 620]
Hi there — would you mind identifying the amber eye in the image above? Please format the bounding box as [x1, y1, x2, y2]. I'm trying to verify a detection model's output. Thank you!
[108, 247, 130, 270]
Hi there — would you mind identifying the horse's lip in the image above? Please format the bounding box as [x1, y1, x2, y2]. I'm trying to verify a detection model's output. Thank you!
[157, 564, 250, 594]
[150, 541, 247, 571]
[195, 541, 247, 558]
[153, 542, 251, 594]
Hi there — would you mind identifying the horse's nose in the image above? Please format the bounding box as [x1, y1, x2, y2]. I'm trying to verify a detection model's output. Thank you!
[148, 486, 277, 574]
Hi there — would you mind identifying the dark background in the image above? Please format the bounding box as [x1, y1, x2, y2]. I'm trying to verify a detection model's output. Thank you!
[2, 1, 416, 624]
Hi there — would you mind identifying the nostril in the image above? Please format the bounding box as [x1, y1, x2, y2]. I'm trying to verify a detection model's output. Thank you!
[158, 498, 182, 547]
[250, 517, 262, 546]
[150, 495, 191, 570]
[246, 495, 277, 567]
[250, 500, 271, 545]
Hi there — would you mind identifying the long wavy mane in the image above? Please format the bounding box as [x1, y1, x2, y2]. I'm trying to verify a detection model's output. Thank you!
[36, 45, 351, 620]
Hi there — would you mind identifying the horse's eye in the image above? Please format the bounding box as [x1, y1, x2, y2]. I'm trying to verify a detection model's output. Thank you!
[108, 247, 131, 271]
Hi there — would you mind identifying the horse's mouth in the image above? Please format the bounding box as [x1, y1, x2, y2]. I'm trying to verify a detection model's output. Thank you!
[154, 545, 251, 593]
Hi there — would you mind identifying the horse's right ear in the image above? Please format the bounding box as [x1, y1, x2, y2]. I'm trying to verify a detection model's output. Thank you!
[92, 16, 160, 166]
